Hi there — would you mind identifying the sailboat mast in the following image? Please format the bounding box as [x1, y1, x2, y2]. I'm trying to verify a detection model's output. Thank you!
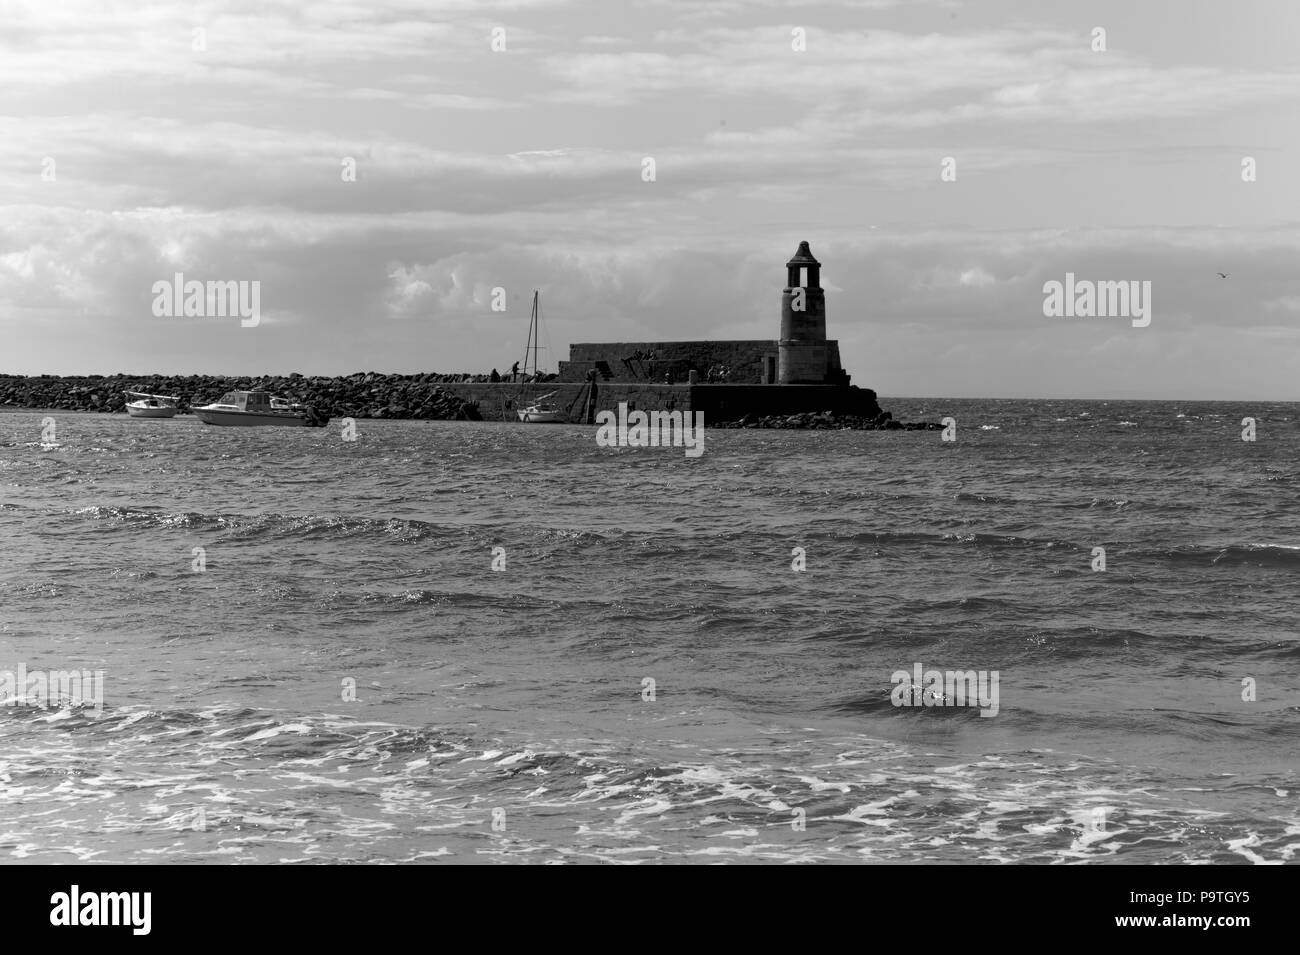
[521, 290, 537, 377]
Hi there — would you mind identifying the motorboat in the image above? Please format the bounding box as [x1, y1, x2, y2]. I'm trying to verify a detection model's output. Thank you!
[194, 390, 328, 427]
[125, 391, 179, 418]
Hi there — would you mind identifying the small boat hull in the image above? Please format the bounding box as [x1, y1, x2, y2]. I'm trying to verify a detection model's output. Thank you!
[518, 407, 565, 423]
[195, 408, 317, 427]
[127, 404, 178, 418]
[194, 390, 328, 427]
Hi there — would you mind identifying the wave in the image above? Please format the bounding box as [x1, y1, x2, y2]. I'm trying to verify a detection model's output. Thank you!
[1158, 543, 1300, 568]
[64, 505, 606, 547]
[3, 701, 1296, 864]
[1059, 497, 1132, 509]
[953, 491, 1017, 505]
[829, 687, 993, 718]
[834, 528, 1082, 550]
[939, 531, 1079, 550]
[954, 492, 1133, 510]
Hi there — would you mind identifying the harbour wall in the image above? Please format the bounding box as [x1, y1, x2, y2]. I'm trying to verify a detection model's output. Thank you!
[688, 384, 879, 421]
[430, 382, 882, 422]
[437, 381, 685, 422]
[0, 374, 883, 424]
[557, 340, 848, 387]
[560, 340, 775, 383]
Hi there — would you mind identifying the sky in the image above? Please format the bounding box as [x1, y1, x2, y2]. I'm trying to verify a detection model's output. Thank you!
[1, 0, 1298, 398]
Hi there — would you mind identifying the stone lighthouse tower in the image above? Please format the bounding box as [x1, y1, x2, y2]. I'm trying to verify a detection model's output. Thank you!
[778, 240, 829, 384]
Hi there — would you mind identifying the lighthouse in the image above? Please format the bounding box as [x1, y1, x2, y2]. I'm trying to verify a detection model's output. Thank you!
[557, 239, 849, 391]
[778, 240, 829, 384]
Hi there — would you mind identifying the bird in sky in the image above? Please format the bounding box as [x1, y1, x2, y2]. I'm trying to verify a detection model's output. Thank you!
[1216, 272, 1229, 278]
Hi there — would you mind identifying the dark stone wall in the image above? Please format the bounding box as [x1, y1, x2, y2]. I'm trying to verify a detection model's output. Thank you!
[560, 340, 775, 383]
[433, 382, 877, 423]
[688, 384, 881, 422]
[433, 381, 877, 423]
[560, 339, 849, 386]
[432, 382, 691, 422]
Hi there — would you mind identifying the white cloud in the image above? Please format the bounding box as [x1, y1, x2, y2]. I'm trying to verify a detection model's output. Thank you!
[2, 1, 1298, 397]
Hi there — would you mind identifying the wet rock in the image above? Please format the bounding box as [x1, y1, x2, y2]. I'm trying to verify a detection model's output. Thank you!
[714, 407, 941, 431]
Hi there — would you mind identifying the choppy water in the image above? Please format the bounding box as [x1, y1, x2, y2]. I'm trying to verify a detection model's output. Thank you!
[2, 399, 1298, 864]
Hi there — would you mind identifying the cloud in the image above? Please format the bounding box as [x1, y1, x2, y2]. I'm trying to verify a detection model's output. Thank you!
[2, 1, 1298, 397]
[541, 25, 1300, 131]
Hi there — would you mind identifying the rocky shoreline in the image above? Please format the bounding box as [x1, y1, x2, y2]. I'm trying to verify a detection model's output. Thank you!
[0, 373, 488, 421]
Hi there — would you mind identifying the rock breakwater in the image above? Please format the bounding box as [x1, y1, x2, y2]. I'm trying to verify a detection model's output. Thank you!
[0, 373, 490, 420]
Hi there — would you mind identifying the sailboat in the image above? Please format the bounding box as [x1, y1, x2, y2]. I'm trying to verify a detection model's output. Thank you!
[516, 291, 566, 423]
[125, 391, 179, 418]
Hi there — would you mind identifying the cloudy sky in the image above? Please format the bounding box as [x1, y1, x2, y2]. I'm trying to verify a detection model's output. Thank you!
[2, 0, 1297, 398]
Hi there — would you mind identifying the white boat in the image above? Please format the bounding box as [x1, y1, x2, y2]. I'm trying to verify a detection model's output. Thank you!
[194, 390, 328, 427]
[518, 391, 565, 423]
[125, 391, 179, 418]
[515, 291, 567, 423]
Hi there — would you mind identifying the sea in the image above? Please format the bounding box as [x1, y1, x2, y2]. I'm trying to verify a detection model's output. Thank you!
[1, 399, 1297, 864]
